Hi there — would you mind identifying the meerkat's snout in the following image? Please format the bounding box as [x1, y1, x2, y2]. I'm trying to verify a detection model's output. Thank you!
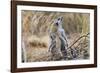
[55, 17, 63, 27]
[56, 22, 59, 26]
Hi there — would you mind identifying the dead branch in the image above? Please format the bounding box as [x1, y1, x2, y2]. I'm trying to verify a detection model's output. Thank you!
[68, 33, 89, 49]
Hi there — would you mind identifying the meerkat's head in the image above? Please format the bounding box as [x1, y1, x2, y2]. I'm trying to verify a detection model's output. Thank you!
[49, 17, 63, 33]
[54, 16, 63, 28]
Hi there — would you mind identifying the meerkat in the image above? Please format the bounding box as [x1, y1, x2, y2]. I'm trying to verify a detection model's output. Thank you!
[49, 16, 68, 60]
[49, 20, 61, 60]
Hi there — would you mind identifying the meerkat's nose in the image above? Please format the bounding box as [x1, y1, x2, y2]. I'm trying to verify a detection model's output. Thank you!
[56, 22, 58, 26]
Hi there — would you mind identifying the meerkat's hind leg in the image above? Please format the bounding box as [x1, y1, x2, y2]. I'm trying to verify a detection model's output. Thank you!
[60, 43, 68, 60]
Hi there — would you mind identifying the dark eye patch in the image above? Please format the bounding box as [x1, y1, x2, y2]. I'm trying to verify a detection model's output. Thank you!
[58, 18, 60, 20]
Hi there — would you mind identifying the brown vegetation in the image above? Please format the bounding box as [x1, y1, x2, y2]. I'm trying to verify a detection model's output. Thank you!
[21, 10, 90, 62]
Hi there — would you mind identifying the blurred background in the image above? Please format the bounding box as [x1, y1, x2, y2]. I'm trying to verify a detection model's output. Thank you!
[21, 10, 90, 62]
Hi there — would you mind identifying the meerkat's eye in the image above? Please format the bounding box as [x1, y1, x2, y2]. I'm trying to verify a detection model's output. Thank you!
[58, 18, 60, 20]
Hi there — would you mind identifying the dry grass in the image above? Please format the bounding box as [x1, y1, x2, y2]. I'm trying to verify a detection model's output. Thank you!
[24, 35, 52, 62]
[22, 33, 89, 62]
[21, 11, 90, 62]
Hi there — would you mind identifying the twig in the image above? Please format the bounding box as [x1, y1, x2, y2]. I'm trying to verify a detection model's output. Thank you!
[67, 33, 89, 49]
